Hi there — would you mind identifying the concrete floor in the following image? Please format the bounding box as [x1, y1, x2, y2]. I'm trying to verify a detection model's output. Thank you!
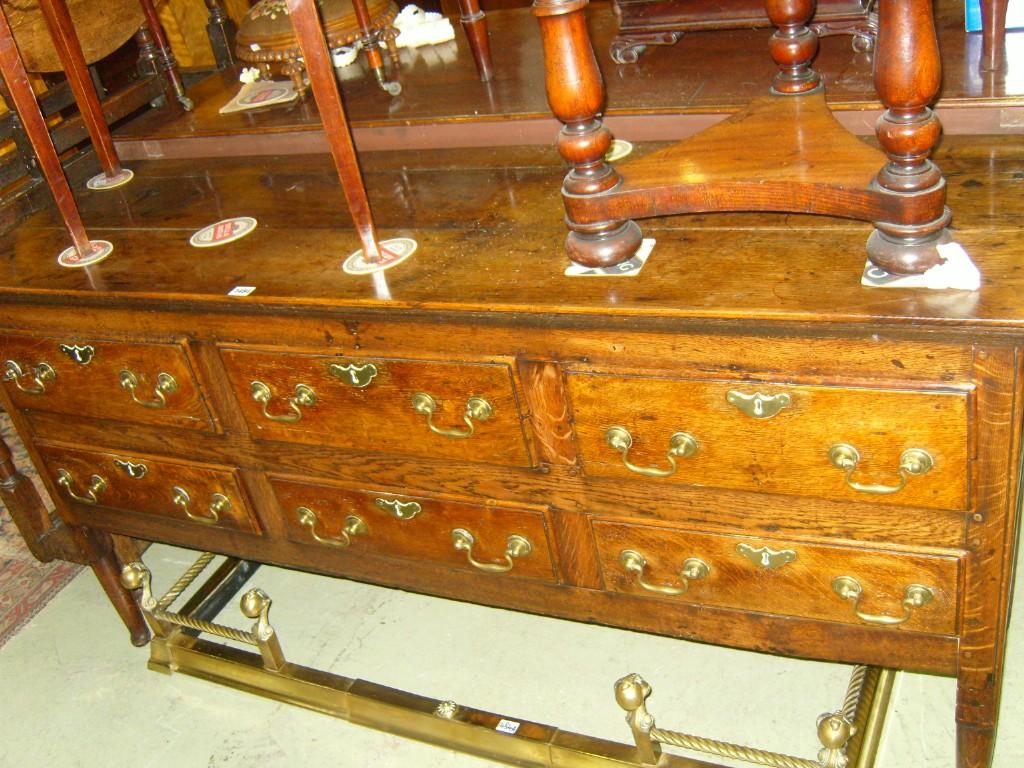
[0, 543, 1020, 768]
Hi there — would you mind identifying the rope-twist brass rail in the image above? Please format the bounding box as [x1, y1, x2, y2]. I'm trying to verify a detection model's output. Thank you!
[157, 552, 217, 610]
[149, 606, 259, 646]
[648, 728, 819, 768]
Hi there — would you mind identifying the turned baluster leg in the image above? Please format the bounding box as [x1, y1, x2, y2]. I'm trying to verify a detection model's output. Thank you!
[205, 0, 237, 70]
[765, 0, 820, 94]
[457, 0, 494, 82]
[0, 6, 107, 263]
[38, 0, 132, 189]
[137, 0, 194, 111]
[980, 0, 1009, 71]
[867, 0, 950, 275]
[533, 0, 641, 268]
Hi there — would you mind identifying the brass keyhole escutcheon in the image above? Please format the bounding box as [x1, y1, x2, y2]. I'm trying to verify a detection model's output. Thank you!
[328, 362, 379, 388]
[726, 390, 791, 419]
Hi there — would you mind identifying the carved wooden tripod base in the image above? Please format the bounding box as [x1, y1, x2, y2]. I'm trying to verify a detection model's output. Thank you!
[536, 0, 951, 276]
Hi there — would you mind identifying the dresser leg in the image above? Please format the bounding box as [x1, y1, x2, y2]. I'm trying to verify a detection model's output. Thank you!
[957, 722, 996, 768]
[765, 0, 820, 94]
[82, 528, 151, 647]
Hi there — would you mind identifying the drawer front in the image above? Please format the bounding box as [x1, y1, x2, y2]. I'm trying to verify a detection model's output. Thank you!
[270, 477, 556, 582]
[567, 373, 969, 510]
[220, 348, 530, 466]
[593, 520, 958, 634]
[36, 443, 259, 534]
[0, 334, 214, 431]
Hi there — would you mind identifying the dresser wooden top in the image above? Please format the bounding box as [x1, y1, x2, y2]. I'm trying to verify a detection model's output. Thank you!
[2, 136, 1022, 332]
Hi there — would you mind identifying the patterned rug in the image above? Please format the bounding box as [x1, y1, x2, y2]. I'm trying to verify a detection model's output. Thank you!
[0, 412, 82, 649]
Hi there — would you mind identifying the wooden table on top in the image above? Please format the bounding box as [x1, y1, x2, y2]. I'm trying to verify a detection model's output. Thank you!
[112, 1, 1024, 161]
[1, 138, 1022, 768]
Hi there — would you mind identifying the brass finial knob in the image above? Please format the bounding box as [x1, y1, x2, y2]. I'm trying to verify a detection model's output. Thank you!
[817, 713, 854, 750]
[614, 673, 651, 712]
[240, 588, 270, 619]
[120, 562, 148, 590]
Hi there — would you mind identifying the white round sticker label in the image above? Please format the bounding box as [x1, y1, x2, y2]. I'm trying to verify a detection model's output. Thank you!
[343, 238, 417, 275]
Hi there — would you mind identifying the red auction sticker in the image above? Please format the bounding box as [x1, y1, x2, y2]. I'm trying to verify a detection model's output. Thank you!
[189, 217, 258, 248]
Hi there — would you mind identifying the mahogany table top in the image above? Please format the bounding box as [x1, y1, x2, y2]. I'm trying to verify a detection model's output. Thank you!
[2, 136, 1022, 332]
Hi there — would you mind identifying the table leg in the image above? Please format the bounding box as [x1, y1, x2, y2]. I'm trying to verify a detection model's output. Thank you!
[285, 0, 382, 262]
[137, 0, 194, 111]
[765, 0, 820, 94]
[980, 0, 1009, 71]
[38, 0, 130, 186]
[867, 0, 949, 274]
[533, 0, 641, 268]
[0, 5, 101, 261]
[457, 0, 494, 82]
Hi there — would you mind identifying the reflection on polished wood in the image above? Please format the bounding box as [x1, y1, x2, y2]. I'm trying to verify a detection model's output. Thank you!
[1, 136, 1023, 327]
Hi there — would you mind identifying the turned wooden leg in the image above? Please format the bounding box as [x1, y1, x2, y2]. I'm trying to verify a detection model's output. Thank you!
[457, 0, 494, 82]
[137, 0, 193, 111]
[80, 527, 150, 646]
[533, 0, 641, 268]
[765, 0, 820, 94]
[204, 0, 237, 70]
[867, 0, 950, 274]
[38, 0, 131, 188]
[980, 0, 1009, 71]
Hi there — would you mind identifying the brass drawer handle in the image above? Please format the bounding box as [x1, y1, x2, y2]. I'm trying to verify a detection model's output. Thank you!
[604, 426, 698, 478]
[451, 528, 532, 573]
[828, 444, 934, 495]
[619, 549, 709, 596]
[374, 497, 422, 520]
[120, 369, 178, 409]
[3, 360, 56, 395]
[296, 506, 367, 547]
[831, 576, 934, 626]
[250, 380, 317, 423]
[726, 390, 791, 419]
[411, 392, 493, 439]
[172, 486, 230, 525]
[328, 362, 378, 388]
[56, 468, 106, 504]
